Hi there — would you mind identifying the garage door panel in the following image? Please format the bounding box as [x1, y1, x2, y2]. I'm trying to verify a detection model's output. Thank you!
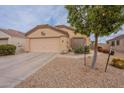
[30, 38, 60, 52]
[0, 39, 8, 45]
[71, 38, 85, 49]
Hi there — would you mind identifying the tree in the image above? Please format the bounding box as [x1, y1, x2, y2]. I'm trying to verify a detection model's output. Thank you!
[65, 5, 124, 68]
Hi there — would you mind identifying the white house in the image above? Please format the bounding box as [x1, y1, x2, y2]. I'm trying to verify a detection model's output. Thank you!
[0, 28, 25, 53]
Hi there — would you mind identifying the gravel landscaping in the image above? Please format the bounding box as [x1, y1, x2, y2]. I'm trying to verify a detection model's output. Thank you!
[16, 53, 124, 88]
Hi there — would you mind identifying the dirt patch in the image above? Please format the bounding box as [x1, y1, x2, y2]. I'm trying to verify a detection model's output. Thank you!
[16, 53, 124, 88]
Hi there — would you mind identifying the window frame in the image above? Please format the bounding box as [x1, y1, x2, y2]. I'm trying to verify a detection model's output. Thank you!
[116, 39, 120, 46]
[111, 40, 115, 46]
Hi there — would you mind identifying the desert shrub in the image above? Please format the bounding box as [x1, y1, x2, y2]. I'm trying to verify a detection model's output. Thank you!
[74, 46, 83, 54]
[74, 45, 90, 54]
[0, 44, 16, 56]
[85, 45, 90, 53]
[111, 58, 124, 69]
[110, 50, 114, 55]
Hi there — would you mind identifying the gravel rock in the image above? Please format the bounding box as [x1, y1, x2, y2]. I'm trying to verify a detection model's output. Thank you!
[16, 53, 124, 88]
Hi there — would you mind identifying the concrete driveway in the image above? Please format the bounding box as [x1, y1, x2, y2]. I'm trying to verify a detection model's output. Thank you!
[0, 53, 57, 88]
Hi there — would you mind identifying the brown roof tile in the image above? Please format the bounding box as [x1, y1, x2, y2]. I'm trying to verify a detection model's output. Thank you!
[25, 24, 69, 37]
[107, 34, 124, 41]
[56, 25, 75, 31]
[56, 25, 88, 39]
[0, 28, 25, 38]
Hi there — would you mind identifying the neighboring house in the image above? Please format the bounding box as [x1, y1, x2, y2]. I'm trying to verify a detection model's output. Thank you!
[106, 34, 124, 52]
[0, 29, 25, 53]
[25, 24, 90, 53]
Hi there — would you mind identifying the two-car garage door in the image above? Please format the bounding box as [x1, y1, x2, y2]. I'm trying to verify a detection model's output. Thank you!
[30, 38, 61, 52]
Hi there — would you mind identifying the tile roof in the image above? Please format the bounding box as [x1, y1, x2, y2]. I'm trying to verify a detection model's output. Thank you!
[56, 25, 88, 38]
[0, 28, 25, 38]
[25, 24, 69, 37]
[56, 25, 75, 31]
[107, 34, 124, 41]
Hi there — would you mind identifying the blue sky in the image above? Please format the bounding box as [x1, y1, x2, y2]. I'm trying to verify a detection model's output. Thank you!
[0, 5, 124, 43]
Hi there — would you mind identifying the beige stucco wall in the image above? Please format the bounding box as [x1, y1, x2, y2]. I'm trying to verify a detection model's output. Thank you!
[0, 31, 9, 45]
[0, 31, 11, 39]
[25, 38, 30, 52]
[8, 37, 25, 47]
[118, 38, 124, 52]
[0, 31, 25, 53]
[107, 38, 124, 52]
[56, 27, 90, 46]
[56, 27, 82, 38]
[27, 28, 64, 38]
[25, 28, 69, 53]
[60, 36, 69, 53]
[9, 37, 25, 53]
[0, 30, 25, 47]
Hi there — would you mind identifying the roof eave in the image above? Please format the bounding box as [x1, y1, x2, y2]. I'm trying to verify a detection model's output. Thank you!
[25, 24, 69, 37]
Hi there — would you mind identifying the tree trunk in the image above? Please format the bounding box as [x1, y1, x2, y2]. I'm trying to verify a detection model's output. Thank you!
[91, 34, 98, 69]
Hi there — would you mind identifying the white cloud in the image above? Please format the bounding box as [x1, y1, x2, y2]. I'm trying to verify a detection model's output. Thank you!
[0, 5, 68, 32]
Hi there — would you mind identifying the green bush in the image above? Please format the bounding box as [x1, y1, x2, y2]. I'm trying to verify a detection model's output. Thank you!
[74, 45, 90, 54]
[0, 44, 16, 56]
[111, 58, 124, 69]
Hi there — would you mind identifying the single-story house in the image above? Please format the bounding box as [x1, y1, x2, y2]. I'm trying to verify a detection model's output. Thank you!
[25, 24, 90, 53]
[106, 34, 124, 52]
[0, 28, 25, 53]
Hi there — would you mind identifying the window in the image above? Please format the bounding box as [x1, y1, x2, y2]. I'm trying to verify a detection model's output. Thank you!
[111, 41, 115, 46]
[62, 40, 64, 43]
[41, 31, 46, 36]
[107, 41, 109, 44]
[116, 40, 120, 46]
